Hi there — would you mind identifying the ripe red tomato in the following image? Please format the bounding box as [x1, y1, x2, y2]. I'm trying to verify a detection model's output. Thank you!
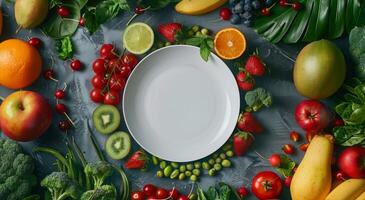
[295, 100, 330, 132]
[108, 59, 122, 73]
[156, 188, 169, 199]
[93, 59, 106, 75]
[251, 171, 283, 200]
[121, 53, 138, 69]
[90, 89, 104, 103]
[143, 184, 157, 197]
[103, 90, 121, 105]
[100, 44, 118, 60]
[109, 75, 126, 92]
[131, 191, 144, 200]
[91, 75, 106, 89]
[119, 65, 132, 78]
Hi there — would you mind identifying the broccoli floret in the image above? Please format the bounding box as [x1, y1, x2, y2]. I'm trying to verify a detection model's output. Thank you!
[0, 139, 37, 200]
[81, 185, 117, 200]
[84, 161, 112, 189]
[41, 172, 81, 200]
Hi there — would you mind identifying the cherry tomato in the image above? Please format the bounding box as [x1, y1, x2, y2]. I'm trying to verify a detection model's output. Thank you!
[108, 59, 122, 73]
[169, 188, 180, 200]
[93, 58, 107, 75]
[156, 188, 169, 199]
[143, 184, 157, 197]
[104, 90, 121, 105]
[70, 59, 83, 71]
[121, 53, 138, 69]
[57, 6, 70, 17]
[58, 120, 71, 132]
[91, 75, 106, 89]
[268, 154, 281, 167]
[109, 75, 126, 92]
[90, 88, 104, 103]
[252, 171, 283, 200]
[100, 44, 118, 60]
[28, 37, 42, 48]
[54, 89, 65, 99]
[119, 66, 132, 78]
[219, 8, 232, 20]
[79, 17, 85, 26]
[131, 191, 144, 200]
[178, 195, 190, 200]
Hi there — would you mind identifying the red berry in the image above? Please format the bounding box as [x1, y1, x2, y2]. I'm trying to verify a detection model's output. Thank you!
[236, 71, 255, 91]
[143, 184, 157, 197]
[245, 55, 266, 76]
[131, 191, 145, 200]
[92, 59, 107, 75]
[119, 65, 132, 78]
[156, 188, 169, 199]
[279, 0, 288, 7]
[237, 186, 249, 198]
[121, 53, 138, 69]
[177, 195, 190, 200]
[284, 176, 293, 187]
[219, 7, 232, 20]
[100, 44, 118, 60]
[292, 2, 302, 10]
[335, 170, 347, 181]
[109, 75, 126, 92]
[43, 69, 57, 81]
[261, 7, 270, 16]
[55, 89, 65, 99]
[28, 37, 42, 48]
[169, 188, 180, 200]
[90, 88, 104, 103]
[333, 118, 344, 127]
[269, 154, 281, 167]
[299, 143, 309, 152]
[58, 120, 71, 132]
[134, 6, 145, 15]
[104, 91, 121, 105]
[282, 144, 295, 155]
[70, 59, 83, 71]
[108, 59, 122, 73]
[79, 17, 85, 26]
[56, 103, 67, 114]
[289, 131, 300, 142]
[91, 75, 107, 89]
[57, 6, 70, 17]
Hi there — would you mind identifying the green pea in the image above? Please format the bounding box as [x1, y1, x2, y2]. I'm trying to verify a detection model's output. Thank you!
[208, 169, 216, 176]
[185, 171, 192, 177]
[195, 31, 202, 37]
[212, 153, 219, 158]
[191, 25, 200, 32]
[190, 174, 198, 182]
[194, 162, 201, 169]
[165, 42, 171, 46]
[156, 170, 163, 178]
[215, 158, 222, 164]
[202, 162, 210, 170]
[186, 163, 194, 170]
[188, 30, 194, 36]
[192, 169, 200, 176]
[189, 193, 197, 200]
[152, 156, 159, 165]
[160, 161, 167, 169]
[214, 163, 222, 171]
[171, 162, 179, 168]
[170, 169, 179, 179]
[178, 173, 186, 180]
[208, 159, 215, 165]
[226, 150, 234, 157]
[201, 28, 209, 35]
[219, 153, 227, 160]
[179, 165, 186, 172]
[222, 159, 232, 168]
[164, 165, 173, 177]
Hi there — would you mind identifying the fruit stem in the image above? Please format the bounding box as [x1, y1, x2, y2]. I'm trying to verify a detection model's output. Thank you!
[64, 112, 76, 127]
[126, 6, 151, 26]
[15, 25, 22, 34]
[0, 96, 4, 101]
[255, 151, 267, 161]
[187, 183, 195, 197]
[62, 82, 68, 91]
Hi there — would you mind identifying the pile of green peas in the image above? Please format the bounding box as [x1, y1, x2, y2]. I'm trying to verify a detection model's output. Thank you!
[153, 149, 234, 182]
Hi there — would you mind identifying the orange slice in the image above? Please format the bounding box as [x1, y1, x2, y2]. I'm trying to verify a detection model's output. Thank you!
[214, 28, 247, 60]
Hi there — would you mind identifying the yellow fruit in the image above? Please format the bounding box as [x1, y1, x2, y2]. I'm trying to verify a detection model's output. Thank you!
[325, 179, 365, 200]
[175, 0, 227, 15]
[15, 0, 48, 29]
[356, 191, 365, 200]
[291, 135, 334, 200]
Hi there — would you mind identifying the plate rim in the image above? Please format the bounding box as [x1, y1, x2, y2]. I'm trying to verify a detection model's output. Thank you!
[122, 45, 240, 162]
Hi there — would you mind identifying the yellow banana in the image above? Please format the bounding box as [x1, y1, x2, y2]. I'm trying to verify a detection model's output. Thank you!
[356, 191, 365, 200]
[326, 179, 365, 200]
[175, 0, 227, 15]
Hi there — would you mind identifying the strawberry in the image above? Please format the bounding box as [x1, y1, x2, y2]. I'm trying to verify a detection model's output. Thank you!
[124, 150, 149, 169]
[245, 55, 266, 76]
[282, 144, 295, 155]
[158, 23, 183, 42]
[237, 112, 263, 133]
[289, 131, 300, 142]
[236, 71, 255, 91]
[233, 131, 254, 156]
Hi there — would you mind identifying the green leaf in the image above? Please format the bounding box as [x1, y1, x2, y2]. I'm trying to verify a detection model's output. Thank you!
[245, 88, 273, 112]
[56, 36, 74, 60]
[140, 0, 172, 10]
[200, 42, 211, 62]
[207, 187, 218, 200]
[311, 0, 330, 40]
[95, 0, 121, 24]
[185, 37, 203, 46]
[116, 0, 130, 10]
[49, 0, 62, 9]
[83, 9, 99, 34]
[327, 0, 345, 39]
[218, 185, 231, 200]
[334, 125, 365, 146]
[41, 1, 80, 39]
[276, 155, 296, 177]
[197, 187, 207, 200]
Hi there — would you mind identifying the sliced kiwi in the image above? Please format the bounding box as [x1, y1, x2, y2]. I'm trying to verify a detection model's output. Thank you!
[105, 131, 131, 160]
[92, 105, 120, 135]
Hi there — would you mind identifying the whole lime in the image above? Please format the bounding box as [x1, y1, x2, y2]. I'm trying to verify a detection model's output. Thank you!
[293, 39, 346, 99]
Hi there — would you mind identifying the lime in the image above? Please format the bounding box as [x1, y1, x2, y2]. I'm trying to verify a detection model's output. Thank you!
[123, 22, 154, 55]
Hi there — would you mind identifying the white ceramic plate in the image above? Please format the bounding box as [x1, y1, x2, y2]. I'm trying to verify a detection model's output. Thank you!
[123, 45, 240, 162]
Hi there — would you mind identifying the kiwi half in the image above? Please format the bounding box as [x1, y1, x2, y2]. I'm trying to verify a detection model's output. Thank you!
[105, 131, 131, 160]
[92, 105, 120, 135]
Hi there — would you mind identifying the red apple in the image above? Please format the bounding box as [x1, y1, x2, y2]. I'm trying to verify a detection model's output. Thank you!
[338, 146, 365, 178]
[0, 91, 52, 141]
[295, 100, 330, 132]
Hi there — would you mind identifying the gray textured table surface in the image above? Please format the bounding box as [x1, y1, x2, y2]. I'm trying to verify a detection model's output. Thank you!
[0, 1, 351, 199]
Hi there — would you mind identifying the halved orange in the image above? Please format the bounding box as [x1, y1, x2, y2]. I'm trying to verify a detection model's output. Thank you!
[214, 28, 247, 60]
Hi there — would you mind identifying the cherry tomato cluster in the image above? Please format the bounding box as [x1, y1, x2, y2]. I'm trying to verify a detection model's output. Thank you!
[90, 44, 138, 106]
[132, 185, 189, 200]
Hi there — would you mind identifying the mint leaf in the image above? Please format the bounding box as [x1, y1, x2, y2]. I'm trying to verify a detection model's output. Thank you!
[56, 36, 73, 60]
[245, 88, 273, 112]
[276, 155, 295, 177]
[200, 42, 210, 62]
[185, 37, 203, 46]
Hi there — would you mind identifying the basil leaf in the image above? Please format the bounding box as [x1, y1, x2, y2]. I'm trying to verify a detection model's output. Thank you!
[207, 187, 218, 200]
[95, 0, 120, 24]
[276, 155, 296, 177]
[185, 37, 203, 46]
[117, 0, 130, 10]
[200, 42, 210, 62]
[56, 36, 73, 60]
[218, 185, 231, 200]
[83, 9, 99, 34]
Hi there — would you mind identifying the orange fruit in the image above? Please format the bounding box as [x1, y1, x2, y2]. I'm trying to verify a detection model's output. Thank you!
[214, 28, 247, 60]
[0, 39, 42, 89]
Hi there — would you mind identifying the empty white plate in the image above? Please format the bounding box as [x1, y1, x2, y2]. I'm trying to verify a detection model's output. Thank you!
[123, 45, 240, 162]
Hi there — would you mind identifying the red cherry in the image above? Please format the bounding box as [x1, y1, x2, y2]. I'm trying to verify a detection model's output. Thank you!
[57, 6, 70, 17]
[28, 37, 42, 48]
[92, 59, 107, 75]
[58, 120, 71, 132]
[169, 188, 180, 200]
[103, 91, 121, 105]
[55, 89, 65, 99]
[284, 176, 293, 187]
[177, 195, 190, 200]
[219, 7, 232, 20]
[43, 69, 58, 82]
[91, 75, 107, 89]
[236, 186, 249, 198]
[79, 17, 85, 26]
[121, 53, 138, 69]
[261, 7, 270, 16]
[56, 103, 67, 114]
[335, 170, 347, 181]
[119, 66, 131, 78]
[279, 0, 288, 7]
[109, 75, 126, 92]
[134, 6, 145, 15]
[292, 2, 302, 10]
[269, 154, 281, 167]
[70, 59, 83, 71]
[282, 144, 295, 154]
[90, 88, 104, 103]
[156, 188, 169, 199]
[100, 44, 118, 60]
[143, 184, 157, 197]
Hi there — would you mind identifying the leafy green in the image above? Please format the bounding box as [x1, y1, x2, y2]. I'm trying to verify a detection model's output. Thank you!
[275, 155, 296, 177]
[200, 183, 240, 200]
[206, 187, 219, 200]
[185, 35, 214, 62]
[56, 36, 74, 60]
[197, 186, 207, 200]
[349, 26, 365, 79]
[138, 0, 180, 10]
[334, 125, 365, 147]
[244, 88, 273, 112]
